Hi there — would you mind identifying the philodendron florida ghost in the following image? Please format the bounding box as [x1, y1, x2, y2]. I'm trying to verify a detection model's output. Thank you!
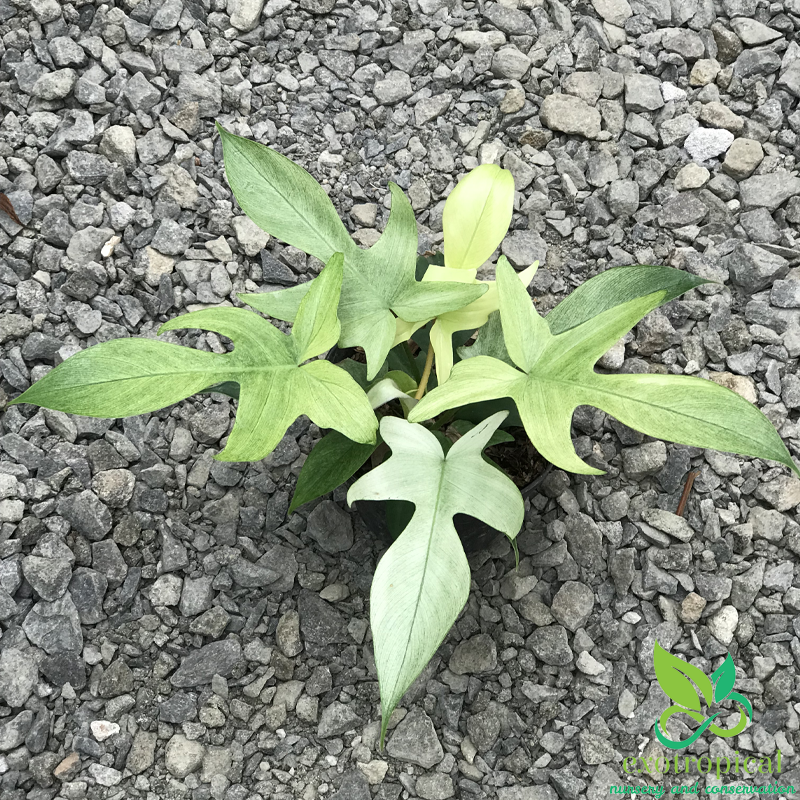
[14, 124, 798, 745]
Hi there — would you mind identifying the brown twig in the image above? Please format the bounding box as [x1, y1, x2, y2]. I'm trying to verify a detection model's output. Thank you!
[676, 470, 700, 517]
[0, 194, 21, 226]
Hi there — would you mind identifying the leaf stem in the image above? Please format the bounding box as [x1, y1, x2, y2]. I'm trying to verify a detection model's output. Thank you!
[415, 344, 435, 400]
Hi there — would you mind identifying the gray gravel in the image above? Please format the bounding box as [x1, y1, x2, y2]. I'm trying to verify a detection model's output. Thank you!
[2, 0, 800, 798]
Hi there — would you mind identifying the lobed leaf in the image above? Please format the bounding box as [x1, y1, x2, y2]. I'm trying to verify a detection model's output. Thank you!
[410, 259, 800, 477]
[348, 412, 524, 745]
[220, 126, 485, 379]
[13, 255, 378, 463]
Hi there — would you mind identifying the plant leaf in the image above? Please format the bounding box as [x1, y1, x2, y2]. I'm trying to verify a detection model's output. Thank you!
[367, 377, 417, 411]
[219, 125, 486, 379]
[289, 430, 377, 513]
[443, 164, 515, 271]
[395, 259, 539, 383]
[448, 419, 514, 446]
[545, 264, 712, 336]
[710, 654, 736, 703]
[654, 640, 713, 711]
[410, 259, 800, 477]
[13, 255, 378, 463]
[457, 310, 513, 366]
[348, 412, 524, 745]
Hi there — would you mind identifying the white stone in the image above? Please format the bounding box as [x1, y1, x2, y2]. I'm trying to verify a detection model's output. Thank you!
[228, 0, 265, 31]
[661, 82, 687, 102]
[576, 651, 606, 676]
[708, 605, 738, 645]
[88, 764, 122, 787]
[232, 216, 269, 257]
[684, 127, 734, 162]
[675, 163, 710, 191]
[91, 720, 120, 742]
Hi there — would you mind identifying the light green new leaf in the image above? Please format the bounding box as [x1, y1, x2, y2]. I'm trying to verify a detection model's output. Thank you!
[443, 164, 515, 271]
[654, 640, 713, 711]
[348, 412, 524, 745]
[394, 259, 539, 383]
[218, 125, 486, 379]
[410, 258, 800, 477]
[13, 254, 378, 463]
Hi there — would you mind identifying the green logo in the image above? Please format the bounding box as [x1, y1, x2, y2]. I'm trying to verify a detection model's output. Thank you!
[653, 640, 752, 750]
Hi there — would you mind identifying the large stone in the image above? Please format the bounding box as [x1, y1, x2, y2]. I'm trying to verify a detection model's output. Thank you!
[170, 640, 243, 687]
[739, 171, 800, 211]
[449, 633, 497, 674]
[386, 709, 443, 768]
[725, 243, 789, 293]
[722, 138, 763, 180]
[550, 581, 594, 631]
[22, 555, 72, 602]
[99, 126, 137, 172]
[527, 625, 573, 665]
[624, 74, 663, 112]
[228, 0, 264, 30]
[591, 0, 631, 25]
[165, 734, 205, 778]
[539, 93, 601, 138]
[306, 500, 353, 554]
[317, 701, 362, 738]
[0, 649, 37, 708]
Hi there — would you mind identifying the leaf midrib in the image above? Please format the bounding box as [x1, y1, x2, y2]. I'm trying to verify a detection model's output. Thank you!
[520, 369, 776, 451]
[232, 138, 354, 260]
[389, 455, 449, 704]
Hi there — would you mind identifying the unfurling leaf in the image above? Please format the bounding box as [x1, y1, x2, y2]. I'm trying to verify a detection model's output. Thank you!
[13, 254, 378, 462]
[654, 640, 713, 711]
[443, 164, 515, 271]
[348, 412, 524, 746]
[410, 260, 800, 477]
[711, 654, 736, 703]
[217, 125, 486, 379]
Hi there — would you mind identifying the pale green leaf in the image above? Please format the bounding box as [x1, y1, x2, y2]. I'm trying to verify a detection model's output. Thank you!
[443, 164, 515, 271]
[293, 252, 342, 362]
[410, 259, 800, 477]
[13, 256, 377, 463]
[348, 412, 524, 745]
[367, 377, 417, 410]
[219, 126, 486, 379]
[654, 640, 713, 711]
[217, 122, 353, 262]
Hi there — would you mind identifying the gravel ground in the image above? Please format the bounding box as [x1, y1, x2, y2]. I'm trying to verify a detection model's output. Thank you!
[2, 0, 800, 798]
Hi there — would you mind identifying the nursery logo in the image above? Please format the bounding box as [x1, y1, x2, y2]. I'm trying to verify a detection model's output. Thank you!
[653, 641, 752, 750]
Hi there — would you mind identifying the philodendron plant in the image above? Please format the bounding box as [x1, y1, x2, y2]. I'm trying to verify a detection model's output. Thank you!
[13, 124, 799, 746]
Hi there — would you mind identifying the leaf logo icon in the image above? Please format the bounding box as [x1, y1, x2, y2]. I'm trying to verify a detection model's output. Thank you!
[652, 640, 752, 750]
[654, 640, 714, 711]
